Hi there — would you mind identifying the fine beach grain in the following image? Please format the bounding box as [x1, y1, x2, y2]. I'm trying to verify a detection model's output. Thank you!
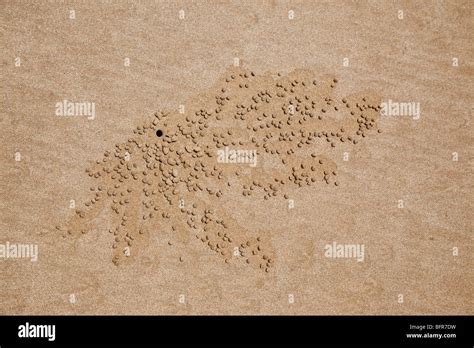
[0, 0, 472, 315]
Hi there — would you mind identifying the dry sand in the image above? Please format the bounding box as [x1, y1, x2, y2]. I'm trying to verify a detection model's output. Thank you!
[1, 0, 473, 315]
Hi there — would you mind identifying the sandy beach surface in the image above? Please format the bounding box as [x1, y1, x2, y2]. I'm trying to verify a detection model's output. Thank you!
[1, 0, 472, 315]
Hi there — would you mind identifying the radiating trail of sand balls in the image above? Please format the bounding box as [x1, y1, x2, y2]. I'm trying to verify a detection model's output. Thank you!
[56, 66, 382, 272]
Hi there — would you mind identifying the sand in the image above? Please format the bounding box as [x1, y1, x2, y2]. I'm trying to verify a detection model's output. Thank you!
[0, 0, 472, 315]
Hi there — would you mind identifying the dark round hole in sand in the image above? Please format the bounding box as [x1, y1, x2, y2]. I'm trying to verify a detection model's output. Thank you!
[156, 129, 163, 137]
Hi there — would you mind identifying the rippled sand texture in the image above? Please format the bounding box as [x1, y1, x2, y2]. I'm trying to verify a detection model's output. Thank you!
[1, 1, 472, 314]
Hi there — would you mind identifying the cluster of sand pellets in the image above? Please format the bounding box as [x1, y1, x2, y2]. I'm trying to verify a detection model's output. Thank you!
[56, 66, 382, 272]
